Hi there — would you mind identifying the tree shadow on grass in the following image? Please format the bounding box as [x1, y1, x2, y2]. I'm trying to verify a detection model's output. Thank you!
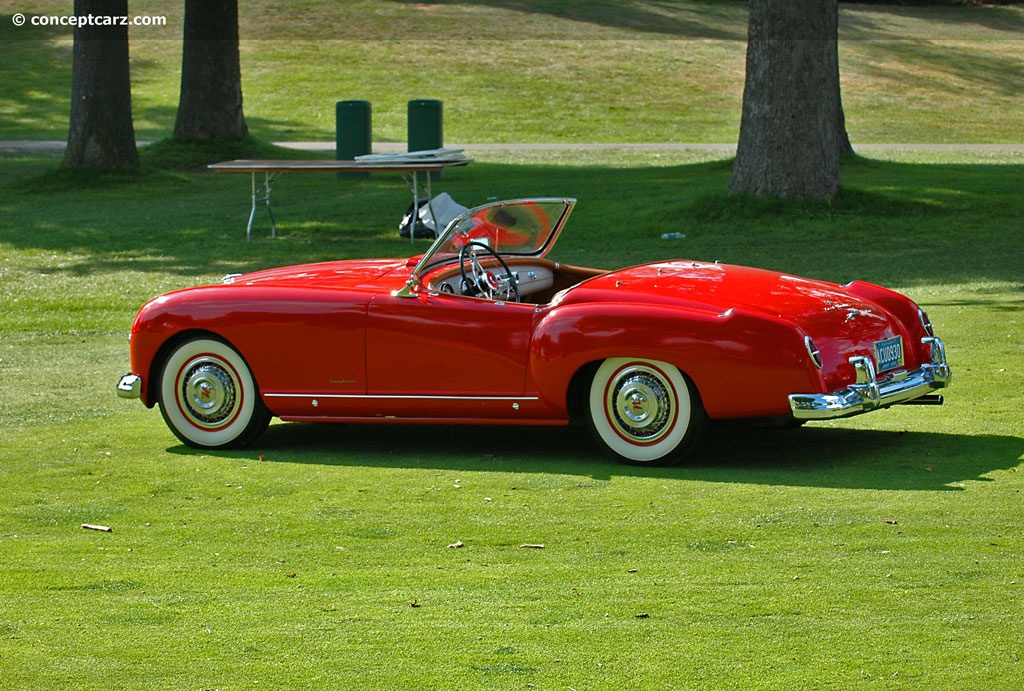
[4, 158, 1023, 289]
[174, 419, 1024, 492]
[840, 3, 1024, 40]
[387, 0, 748, 39]
[388, 0, 1024, 41]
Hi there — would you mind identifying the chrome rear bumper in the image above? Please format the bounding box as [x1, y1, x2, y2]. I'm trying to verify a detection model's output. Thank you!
[116, 373, 142, 399]
[789, 337, 951, 420]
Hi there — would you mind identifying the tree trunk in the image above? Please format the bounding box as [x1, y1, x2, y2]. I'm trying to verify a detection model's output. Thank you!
[729, 0, 852, 200]
[174, 0, 248, 139]
[63, 0, 139, 169]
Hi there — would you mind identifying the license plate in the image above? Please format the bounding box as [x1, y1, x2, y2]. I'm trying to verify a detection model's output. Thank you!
[874, 336, 904, 372]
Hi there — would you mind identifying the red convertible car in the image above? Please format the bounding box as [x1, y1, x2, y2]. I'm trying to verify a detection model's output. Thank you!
[117, 198, 951, 465]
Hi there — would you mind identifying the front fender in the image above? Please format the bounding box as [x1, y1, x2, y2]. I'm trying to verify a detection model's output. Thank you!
[127, 285, 370, 408]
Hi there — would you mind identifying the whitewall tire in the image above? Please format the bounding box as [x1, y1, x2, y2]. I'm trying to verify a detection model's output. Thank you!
[586, 358, 704, 466]
[158, 336, 271, 449]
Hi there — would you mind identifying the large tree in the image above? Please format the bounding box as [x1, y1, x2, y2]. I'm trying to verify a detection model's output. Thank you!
[730, 0, 852, 200]
[63, 0, 139, 169]
[174, 0, 248, 139]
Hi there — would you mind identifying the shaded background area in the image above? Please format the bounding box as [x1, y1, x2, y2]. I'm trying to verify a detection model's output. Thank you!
[2, 2, 1022, 143]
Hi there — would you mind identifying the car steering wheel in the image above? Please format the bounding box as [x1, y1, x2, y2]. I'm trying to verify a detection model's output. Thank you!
[458, 241, 520, 303]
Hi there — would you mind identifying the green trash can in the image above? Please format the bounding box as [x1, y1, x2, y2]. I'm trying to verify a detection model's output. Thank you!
[408, 99, 443, 153]
[336, 100, 371, 178]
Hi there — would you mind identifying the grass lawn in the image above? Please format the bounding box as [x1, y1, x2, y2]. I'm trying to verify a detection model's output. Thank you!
[2, 0, 1023, 688]
[2, 1, 1023, 145]
[1, 146, 1022, 688]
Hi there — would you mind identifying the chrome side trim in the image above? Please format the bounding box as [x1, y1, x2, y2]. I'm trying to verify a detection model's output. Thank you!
[789, 336, 951, 420]
[116, 374, 142, 399]
[265, 393, 539, 402]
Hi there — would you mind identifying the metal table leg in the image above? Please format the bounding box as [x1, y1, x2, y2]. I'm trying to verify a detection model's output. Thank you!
[405, 170, 439, 243]
[411, 170, 418, 243]
[246, 172, 278, 242]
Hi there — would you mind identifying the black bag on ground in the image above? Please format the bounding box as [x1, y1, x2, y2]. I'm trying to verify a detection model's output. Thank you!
[398, 199, 435, 240]
[398, 193, 469, 240]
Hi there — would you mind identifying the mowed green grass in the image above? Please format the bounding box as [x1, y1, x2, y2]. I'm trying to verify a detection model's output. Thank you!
[2, 0, 1024, 688]
[1, 1, 1022, 144]
[1, 146, 1022, 688]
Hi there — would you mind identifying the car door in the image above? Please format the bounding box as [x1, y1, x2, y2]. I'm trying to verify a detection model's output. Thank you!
[365, 291, 536, 400]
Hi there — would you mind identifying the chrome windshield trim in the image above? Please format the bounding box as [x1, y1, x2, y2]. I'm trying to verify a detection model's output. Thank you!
[789, 337, 951, 420]
[397, 198, 576, 298]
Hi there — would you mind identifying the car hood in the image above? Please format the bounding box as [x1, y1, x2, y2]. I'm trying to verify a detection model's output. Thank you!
[561, 261, 895, 335]
[223, 258, 412, 291]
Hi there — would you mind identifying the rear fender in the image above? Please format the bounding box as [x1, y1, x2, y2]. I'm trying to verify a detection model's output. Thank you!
[844, 280, 935, 367]
[529, 303, 821, 420]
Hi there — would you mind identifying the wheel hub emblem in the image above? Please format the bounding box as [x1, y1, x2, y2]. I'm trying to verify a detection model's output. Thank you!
[180, 360, 237, 427]
[624, 389, 651, 421]
[608, 367, 674, 442]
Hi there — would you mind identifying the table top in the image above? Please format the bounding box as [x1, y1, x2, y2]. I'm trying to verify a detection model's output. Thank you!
[209, 157, 472, 174]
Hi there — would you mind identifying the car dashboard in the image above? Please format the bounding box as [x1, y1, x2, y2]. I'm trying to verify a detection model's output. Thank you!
[426, 259, 606, 304]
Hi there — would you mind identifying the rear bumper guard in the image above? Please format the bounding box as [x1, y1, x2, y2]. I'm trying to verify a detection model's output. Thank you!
[789, 337, 951, 421]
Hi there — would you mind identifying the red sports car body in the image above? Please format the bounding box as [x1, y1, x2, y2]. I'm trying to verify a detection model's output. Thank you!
[117, 198, 951, 465]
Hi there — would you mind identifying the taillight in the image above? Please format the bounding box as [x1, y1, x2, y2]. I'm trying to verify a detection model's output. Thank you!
[804, 336, 823, 369]
[918, 309, 934, 337]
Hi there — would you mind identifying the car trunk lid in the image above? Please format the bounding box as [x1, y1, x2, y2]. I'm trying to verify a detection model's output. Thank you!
[563, 261, 910, 388]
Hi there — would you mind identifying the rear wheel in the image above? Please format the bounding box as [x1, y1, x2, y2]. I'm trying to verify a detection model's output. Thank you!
[157, 336, 271, 449]
[586, 358, 705, 466]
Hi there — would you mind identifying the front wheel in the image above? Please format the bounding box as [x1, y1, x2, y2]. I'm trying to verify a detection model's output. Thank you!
[586, 358, 705, 466]
[157, 336, 271, 449]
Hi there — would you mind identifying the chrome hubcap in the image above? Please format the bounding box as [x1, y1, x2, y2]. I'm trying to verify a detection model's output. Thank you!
[180, 360, 237, 427]
[609, 367, 674, 442]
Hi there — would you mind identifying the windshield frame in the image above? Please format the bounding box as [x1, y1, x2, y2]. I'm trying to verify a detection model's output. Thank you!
[395, 197, 576, 298]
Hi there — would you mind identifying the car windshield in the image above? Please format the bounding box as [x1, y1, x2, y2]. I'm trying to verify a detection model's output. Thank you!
[404, 198, 576, 291]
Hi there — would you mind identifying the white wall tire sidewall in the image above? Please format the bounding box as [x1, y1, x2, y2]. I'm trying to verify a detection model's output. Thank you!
[160, 338, 259, 449]
[588, 358, 693, 464]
